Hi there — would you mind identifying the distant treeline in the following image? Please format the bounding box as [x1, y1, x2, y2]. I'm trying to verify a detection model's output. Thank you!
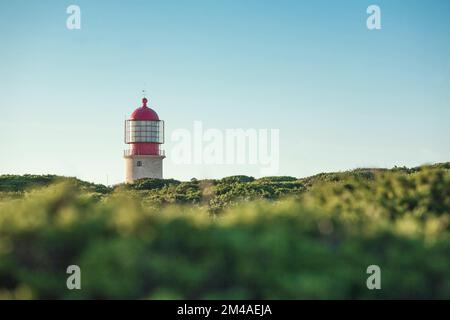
[1, 163, 448, 212]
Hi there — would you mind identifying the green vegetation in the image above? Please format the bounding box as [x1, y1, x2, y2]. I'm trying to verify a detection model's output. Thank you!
[0, 163, 449, 299]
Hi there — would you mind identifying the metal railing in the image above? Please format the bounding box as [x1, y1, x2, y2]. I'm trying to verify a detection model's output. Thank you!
[123, 149, 165, 157]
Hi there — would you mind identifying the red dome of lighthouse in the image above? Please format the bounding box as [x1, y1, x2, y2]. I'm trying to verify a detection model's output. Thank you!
[130, 98, 159, 120]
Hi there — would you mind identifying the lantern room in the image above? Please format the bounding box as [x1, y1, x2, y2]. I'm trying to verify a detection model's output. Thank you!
[124, 97, 164, 156]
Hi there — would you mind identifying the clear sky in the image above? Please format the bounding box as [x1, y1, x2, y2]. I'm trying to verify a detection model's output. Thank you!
[0, 0, 449, 184]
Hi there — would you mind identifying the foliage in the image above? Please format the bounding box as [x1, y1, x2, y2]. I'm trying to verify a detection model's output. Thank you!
[209, 177, 305, 212]
[127, 178, 181, 190]
[0, 174, 111, 194]
[0, 163, 449, 299]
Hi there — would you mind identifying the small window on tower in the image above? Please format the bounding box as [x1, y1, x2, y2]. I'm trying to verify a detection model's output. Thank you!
[137, 161, 142, 167]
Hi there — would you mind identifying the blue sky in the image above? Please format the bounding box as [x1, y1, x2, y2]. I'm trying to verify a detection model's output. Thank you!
[0, 0, 449, 184]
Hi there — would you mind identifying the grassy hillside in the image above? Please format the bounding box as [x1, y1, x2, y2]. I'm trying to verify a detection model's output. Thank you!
[0, 163, 449, 299]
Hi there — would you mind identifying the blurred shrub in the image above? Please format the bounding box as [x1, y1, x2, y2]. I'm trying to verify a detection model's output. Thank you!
[0, 163, 448, 299]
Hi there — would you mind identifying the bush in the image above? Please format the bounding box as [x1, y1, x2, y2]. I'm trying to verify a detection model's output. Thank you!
[0, 163, 448, 299]
[129, 178, 181, 190]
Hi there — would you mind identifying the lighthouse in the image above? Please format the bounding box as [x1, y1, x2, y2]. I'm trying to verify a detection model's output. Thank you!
[124, 97, 165, 183]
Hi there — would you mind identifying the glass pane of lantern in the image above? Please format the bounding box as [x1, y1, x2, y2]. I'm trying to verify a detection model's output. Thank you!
[125, 120, 164, 143]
